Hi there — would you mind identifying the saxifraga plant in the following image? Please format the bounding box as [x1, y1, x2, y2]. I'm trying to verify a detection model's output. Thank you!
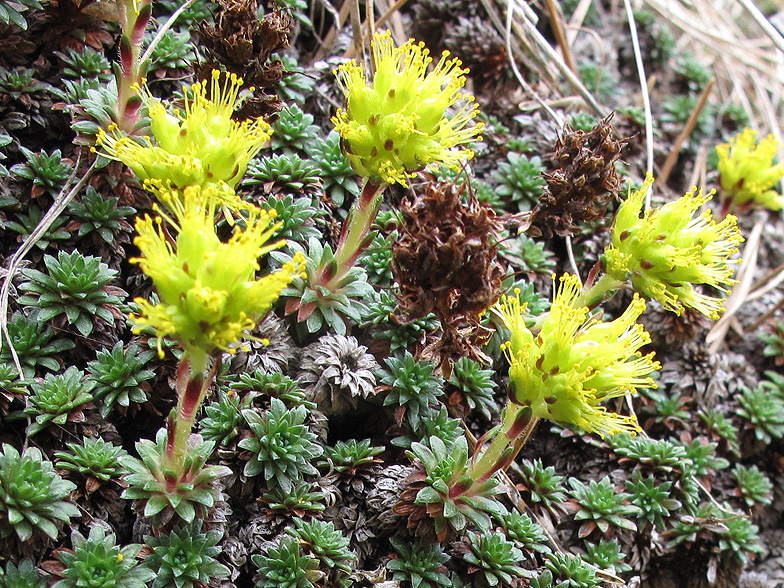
[738, 385, 784, 444]
[447, 357, 497, 420]
[516, 458, 569, 517]
[86, 341, 155, 417]
[545, 551, 600, 588]
[287, 519, 355, 587]
[121, 430, 230, 527]
[15, 366, 95, 437]
[238, 397, 323, 493]
[55, 436, 130, 485]
[387, 537, 451, 588]
[582, 539, 631, 574]
[143, 521, 230, 588]
[498, 511, 551, 555]
[66, 187, 136, 244]
[625, 469, 681, 532]
[18, 251, 126, 338]
[378, 352, 444, 434]
[53, 526, 154, 588]
[491, 152, 546, 211]
[0, 560, 46, 588]
[252, 536, 322, 588]
[731, 464, 773, 508]
[455, 531, 529, 587]
[10, 147, 72, 196]
[0, 310, 74, 378]
[0, 444, 79, 544]
[567, 476, 641, 537]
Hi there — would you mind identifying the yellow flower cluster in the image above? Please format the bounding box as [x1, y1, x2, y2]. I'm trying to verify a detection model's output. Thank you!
[130, 184, 305, 361]
[96, 70, 272, 190]
[495, 275, 658, 438]
[716, 128, 784, 213]
[603, 175, 743, 319]
[332, 30, 483, 187]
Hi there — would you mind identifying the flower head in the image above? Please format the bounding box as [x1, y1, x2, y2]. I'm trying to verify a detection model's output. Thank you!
[603, 175, 743, 319]
[96, 70, 272, 190]
[495, 275, 659, 438]
[130, 184, 305, 360]
[331, 30, 483, 187]
[716, 128, 784, 213]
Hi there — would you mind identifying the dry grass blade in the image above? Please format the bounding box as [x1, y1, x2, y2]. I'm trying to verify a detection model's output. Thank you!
[658, 78, 716, 186]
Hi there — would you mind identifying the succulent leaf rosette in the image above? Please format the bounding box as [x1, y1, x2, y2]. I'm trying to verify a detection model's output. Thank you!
[495, 274, 659, 438]
[96, 70, 272, 190]
[331, 30, 483, 187]
[603, 175, 743, 319]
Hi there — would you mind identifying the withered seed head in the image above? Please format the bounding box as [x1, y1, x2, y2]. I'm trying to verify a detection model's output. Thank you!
[197, 1, 292, 119]
[392, 176, 505, 369]
[529, 114, 626, 238]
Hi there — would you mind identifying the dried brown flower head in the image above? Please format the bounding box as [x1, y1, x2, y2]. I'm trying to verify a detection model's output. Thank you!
[392, 176, 505, 369]
[529, 114, 626, 238]
[197, 0, 291, 119]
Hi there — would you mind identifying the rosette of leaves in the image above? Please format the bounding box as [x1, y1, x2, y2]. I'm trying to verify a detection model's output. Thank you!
[387, 537, 451, 588]
[252, 536, 322, 588]
[143, 521, 230, 588]
[609, 433, 689, 472]
[498, 511, 551, 555]
[287, 519, 355, 587]
[238, 397, 323, 493]
[226, 370, 314, 409]
[625, 469, 681, 532]
[55, 46, 112, 101]
[717, 507, 765, 567]
[15, 366, 95, 437]
[319, 439, 383, 476]
[258, 483, 325, 518]
[364, 289, 439, 357]
[738, 384, 784, 444]
[199, 390, 246, 449]
[499, 233, 556, 282]
[398, 436, 506, 543]
[86, 341, 155, 417]
[0, 444, 79, 544]
[491, 152, 546, 211]
[454, 531, 529, 587]
[391, 405, 464, 450]
[245, 153, 322, 198]
[0, 364, 28, 416]
[305, 131, 361, 210]
[0, 560, 46, 588]
[567, 476, 641, 537]
[378, 352, 444, 433]
[545, 552, 600, 588]
[731, 464, 773, 508]
[516, 459, 568, 518]
[0, 310, 74, 378]
[144, 29, 196, 77]
[52, 526, 153, 588]
[446, 357, 497, 420]
[55, 436, 129, 488]
[280, 238, 373, 337]
[121, 430, 231, 527]
[358, 230, 395, 286]
[66, 187, 135, 245]
[18, 251, 126, 338]
[270, 104, 320, 154]
[258, 193, 323, 247]
[10, 147, 72, 197]
[583, 539, 631, 574]
[5, 204, 70, 250]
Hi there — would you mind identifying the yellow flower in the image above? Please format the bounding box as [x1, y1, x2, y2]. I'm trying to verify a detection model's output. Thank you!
[130, 184, 305, 360]
[716, 128, 784, 213]
[96, 70, 272, 190]
[331, 30, 483, 187]
[495, 275, 659, 438]
[603, 175, 743, 319]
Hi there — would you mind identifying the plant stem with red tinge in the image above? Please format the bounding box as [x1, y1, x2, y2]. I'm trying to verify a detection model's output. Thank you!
[114, 0, 151, 132]
[165, 351, 217, 475]
[311, 178, 387, 293]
